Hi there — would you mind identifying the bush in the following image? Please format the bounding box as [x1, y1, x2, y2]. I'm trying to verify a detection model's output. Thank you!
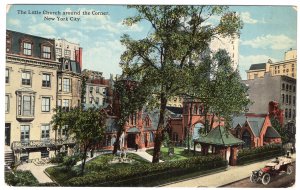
[50, 152, 67, 163]
[5, 170, 39, 186]
[61, 153, 82, 171]
[237, 144, 284, 165]
[66, 154, 227, 186]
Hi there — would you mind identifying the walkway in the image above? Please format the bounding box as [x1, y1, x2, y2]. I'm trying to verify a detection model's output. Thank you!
[129, 149, 164, 163]
[163, 154, 296, 187]
[17, 163, 56, 183]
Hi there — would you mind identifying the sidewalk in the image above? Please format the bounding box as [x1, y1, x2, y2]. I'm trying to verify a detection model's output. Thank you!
[17, 163, 56, 183]
[163, 154, 296, 187]
[128, 148, 164, 163]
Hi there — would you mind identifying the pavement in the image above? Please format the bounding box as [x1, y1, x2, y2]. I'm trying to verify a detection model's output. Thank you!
[17, 163, 56, 183]
[128, 148, 164, 163]
[163, 154, 296, 187]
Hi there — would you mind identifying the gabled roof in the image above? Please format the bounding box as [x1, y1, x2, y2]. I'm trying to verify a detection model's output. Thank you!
[194, 126, 244, 146]
[232, 115, 265, 137]
[249, 63, 266, 70]
[265, 127, 281, 138]
[166, 106, 183, 115]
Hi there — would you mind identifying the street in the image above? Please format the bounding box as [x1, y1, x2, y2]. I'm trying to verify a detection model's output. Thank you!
[222, 163, 295, 188]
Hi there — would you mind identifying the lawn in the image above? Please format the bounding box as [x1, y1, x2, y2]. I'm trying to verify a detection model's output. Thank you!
[45, 153, 150, 185]
[146, 147, 201, 161]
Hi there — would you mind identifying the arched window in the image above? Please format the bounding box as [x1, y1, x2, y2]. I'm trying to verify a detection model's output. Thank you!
[282, 94, 285, 103]
[150, 132, 155, 142]
[193, 105, 197, 114]
[242, 130, 251, 148]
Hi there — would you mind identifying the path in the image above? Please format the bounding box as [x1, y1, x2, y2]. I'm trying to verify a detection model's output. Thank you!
[17, 163, 56, 183]
[128, 148, 164, 163]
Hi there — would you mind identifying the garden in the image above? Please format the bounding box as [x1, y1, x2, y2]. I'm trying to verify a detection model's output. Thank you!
[45, 151, 227, 186]
[146, 147, 201, 161]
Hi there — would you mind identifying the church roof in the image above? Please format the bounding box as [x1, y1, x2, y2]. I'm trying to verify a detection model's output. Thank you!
[232, 115, 265, 137]
[265, 127, 281, 138]
[194, 126, 244, 146]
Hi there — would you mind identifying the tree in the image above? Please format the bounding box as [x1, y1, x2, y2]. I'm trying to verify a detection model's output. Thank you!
[121, 5, 243, 163]
[51, 107, 106, 174]
[112, 77, 151, 154]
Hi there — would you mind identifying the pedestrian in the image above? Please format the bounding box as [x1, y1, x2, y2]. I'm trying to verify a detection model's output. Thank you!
[135, 143, 138, 152]
[291, 146, 294, 155]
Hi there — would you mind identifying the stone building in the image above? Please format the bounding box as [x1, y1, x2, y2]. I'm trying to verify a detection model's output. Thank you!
[82, 69, 110, 108]
[5, 30, 73, 163]
[243, 73, 296, 126]
[247, 49, 297, 80]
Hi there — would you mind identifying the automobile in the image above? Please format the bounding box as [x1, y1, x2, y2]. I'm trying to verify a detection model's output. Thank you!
[250, 156, 293, 185]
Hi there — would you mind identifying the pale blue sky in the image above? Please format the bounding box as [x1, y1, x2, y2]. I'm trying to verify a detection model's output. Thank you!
[6, 5, 297, 79]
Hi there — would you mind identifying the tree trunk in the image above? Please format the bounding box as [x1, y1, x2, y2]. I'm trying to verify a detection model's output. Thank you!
[210, 113, 215, 131]
[187, 101, 193, 152]
[113, 126, 122, 154]
[81, 146, 88, 175]
[152, 93, 167, 163]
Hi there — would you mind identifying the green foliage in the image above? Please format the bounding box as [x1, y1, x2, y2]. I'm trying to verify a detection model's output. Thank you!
[61, 153, 82, 171]
[237, 144, 284, 165]
[120, 5, 244, 162]
[162, 132, 171, 147]
[270, 117, 295, 144]
[50, 152, 67, 163]
[5, 170, 39, 186]
[66, 154, 226, 186]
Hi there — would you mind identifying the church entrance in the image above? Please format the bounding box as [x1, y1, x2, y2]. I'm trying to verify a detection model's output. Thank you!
[127, 134, 136, 148]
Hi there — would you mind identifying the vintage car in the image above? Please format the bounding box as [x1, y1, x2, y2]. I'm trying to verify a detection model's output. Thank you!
[250, 156, 293, 185]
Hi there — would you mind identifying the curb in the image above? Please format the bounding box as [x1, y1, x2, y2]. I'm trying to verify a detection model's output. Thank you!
[157, 166, 228, 187]
[43, 167, 60, 186]
[218, 177, 249, 187]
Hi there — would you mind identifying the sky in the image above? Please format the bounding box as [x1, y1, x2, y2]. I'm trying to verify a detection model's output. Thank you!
[6, 5, 297, 79]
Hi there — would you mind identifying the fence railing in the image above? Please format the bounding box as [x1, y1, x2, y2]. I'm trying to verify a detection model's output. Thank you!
[11, 138, 76, 150]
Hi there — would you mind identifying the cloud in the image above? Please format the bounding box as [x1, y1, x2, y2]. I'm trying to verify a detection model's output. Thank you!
[240, 12, 258, 24]
[28, 23, 56, 37]
[7, 18, 21, 28]
[241, 34, 295, 50]
[83, 40, 125, 78]
[238, 54, 278, 79]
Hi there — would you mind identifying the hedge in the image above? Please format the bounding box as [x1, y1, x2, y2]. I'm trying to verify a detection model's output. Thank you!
[237, 144, 285, 165]
[66, 154, 227, 186]
[5, 170, 39, 186]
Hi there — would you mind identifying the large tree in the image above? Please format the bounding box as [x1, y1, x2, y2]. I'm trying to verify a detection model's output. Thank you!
[120, 5, 243, 163]
[51, 107, 106, 174]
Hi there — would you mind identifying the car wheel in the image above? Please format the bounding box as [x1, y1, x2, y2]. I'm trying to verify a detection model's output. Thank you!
[250, 174, 258, 183]
[287, 165, 293, 175]
[262, 173, 271, 185]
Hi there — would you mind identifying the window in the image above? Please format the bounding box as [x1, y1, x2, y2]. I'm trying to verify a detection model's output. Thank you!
[293, 86, 296, 92]
[17, 94, 35, 117]
[58, 125, 68, 137]
[89, 86, 93, 92]
[285, 109, 288, 119]
[42, 73, 51, 87]
[293, 109, 296, 119]
[282, 94, 285, 103]
[193, 105, 197, 114]
[286, 85, 289, 91]
[62, 99, 70, 111]
[102, 88, 106, 95]
[56, 48, 62, 57]
[57, 99, 62, 108]
[289, 95, 291, 105]
[6, 34, 12, 52]
[58, 77, 62, 91]
[289, 109, 292, 118]
[41, 150, 49, 158]
[282, 83, 285, 90]
[42, 97, 50, 112]
[5, 95, 9, 113]
[64, 60, 70, 70]
[42, 46, 51, 59]
[22, 71, 31, 86]
[96, 97, 99, 105]
[23, 42, 32, 55]
[96, 87, 99, 93]
[89, 97, 93, 104]
[286, 95, 289, 104]
[64, 50, 71, 57]
[41, 125, 50, 141]
[21, 125, 30, 143]
[5, 68, 9, 83]
[293, 96, 296, 106]
[63, 78, 71, 92]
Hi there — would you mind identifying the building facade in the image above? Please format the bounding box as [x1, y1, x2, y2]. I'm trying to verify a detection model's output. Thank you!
[5, 30, 62, 162]
[243, 73, 296, 125]
[247, 49, 297, 80]
[82, 69, 110, 108]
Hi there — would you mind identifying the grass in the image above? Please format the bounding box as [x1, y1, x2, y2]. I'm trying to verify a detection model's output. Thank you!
[45, 153, 150, 186]
[5, 170, 39, 186]
[146, 147, 201, 161]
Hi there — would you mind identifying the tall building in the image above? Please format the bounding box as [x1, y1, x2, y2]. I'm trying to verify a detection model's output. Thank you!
[243, 73, 296, 125]
[55, 39, 82, 109]
[82, 69, 110, 108]
[6, 30, 61, 162]
[247, 49, 297, 80]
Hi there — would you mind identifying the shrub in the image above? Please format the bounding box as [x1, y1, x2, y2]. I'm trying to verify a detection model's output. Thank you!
[66, 154, 227, 186]
[5, 170, 39, 186]
[50, 152, 67, 163]
[61, 153, 82, 171]
[237, 144, 284, 165]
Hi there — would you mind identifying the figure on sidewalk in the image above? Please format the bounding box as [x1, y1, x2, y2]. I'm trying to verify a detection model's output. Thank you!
[135, 143, 138, 152]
